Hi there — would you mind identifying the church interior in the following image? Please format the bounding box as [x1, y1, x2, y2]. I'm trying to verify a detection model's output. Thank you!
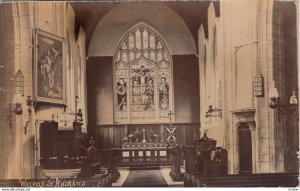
[0, 0, 299, 187]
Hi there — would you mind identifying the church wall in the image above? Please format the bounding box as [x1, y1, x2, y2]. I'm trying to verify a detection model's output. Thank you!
[199, 2, 225, 148]
[0, 2, 87, 179]
[199, 0, 296, 174]
[198, 24, 206, 138]
[218, 0, 273, 174]
[172, 55, 200, 123]
[86, 57, 114, 126]
[76, 27, 88, 132]
[0, 3, 16, 179]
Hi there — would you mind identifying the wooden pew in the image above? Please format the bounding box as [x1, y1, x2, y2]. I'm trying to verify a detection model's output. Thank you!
[169, 145, 184, 181]
[98, 148, 121, 182]
[182, 145, 196, 176]
[39, 121, 119, 187]
[181, 138, 298, 187]
[184, 173, 299, 187]
[78, 139, 121, 183]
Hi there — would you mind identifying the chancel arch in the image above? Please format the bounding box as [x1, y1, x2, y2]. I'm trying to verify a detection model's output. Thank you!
[88, 2, 196, 56]
[113, 23, 174, 124]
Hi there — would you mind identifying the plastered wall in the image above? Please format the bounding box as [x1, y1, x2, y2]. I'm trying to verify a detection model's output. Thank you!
[0, 2, 87, 179]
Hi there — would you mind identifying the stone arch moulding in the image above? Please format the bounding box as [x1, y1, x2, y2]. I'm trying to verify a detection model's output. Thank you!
[113, 23, 174, 124]
[232, 108, 256, 131]
[231, 108, 257, 174]
[88, 2, 196, 56]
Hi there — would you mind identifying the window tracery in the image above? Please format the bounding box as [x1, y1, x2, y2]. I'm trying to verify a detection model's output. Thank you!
[114, 24, 173, 123]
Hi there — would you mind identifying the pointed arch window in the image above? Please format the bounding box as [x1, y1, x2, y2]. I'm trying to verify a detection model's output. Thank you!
[114, 23, 174, 124]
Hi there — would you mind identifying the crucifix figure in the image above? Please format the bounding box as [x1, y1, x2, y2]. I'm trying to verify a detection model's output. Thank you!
[141, 127, 147, 143]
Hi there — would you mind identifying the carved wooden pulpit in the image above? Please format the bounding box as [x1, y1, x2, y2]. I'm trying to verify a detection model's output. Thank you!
[194, 133, 216, 175]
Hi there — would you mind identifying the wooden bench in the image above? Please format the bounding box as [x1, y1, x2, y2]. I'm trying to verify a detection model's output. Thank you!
[169, 145, 184, 181]
[78, 141, 121, 183]
[184, 173, 299, 187]
[98, 148, 121, 182]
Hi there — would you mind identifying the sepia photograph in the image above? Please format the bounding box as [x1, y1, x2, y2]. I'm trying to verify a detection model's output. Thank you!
[0, 0, 299, 189]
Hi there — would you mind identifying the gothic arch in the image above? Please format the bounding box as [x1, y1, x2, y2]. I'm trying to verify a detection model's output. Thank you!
[113, 23, 174, 124]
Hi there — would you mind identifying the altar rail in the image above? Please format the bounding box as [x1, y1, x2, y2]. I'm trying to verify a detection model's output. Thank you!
[184, 173, 299, 187]
[94, 123, 199, 149]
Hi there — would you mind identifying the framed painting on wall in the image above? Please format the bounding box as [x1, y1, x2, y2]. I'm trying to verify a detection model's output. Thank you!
[34, 29, 65, 105]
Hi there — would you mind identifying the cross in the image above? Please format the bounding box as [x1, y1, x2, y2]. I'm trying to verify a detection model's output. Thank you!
[168, 110, 175, 121]
[141, 127, 147, 143]
[168, 110, 175, 128]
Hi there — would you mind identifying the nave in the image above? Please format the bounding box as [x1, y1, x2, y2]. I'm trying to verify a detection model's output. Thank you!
[0, 1, 298, 188]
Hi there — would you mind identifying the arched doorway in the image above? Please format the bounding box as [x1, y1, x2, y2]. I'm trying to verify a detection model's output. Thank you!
[238, 123, 252, 174]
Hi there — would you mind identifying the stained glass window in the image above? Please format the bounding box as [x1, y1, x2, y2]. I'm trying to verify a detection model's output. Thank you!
[114, 24, 173, 124]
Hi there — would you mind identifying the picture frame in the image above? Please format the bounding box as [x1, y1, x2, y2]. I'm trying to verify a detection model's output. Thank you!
[34, 29, 66, 105]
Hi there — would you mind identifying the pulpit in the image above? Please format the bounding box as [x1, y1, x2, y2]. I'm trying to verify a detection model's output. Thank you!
[182, 133, 217, 178]
[182, 133, 230, 186]
[194, 133, 216, 175]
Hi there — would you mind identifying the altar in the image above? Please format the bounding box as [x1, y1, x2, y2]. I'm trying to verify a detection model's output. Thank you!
[94, 123, 199, 167]
[120, 143, 170, 166]
[119, 125, 172, 167]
